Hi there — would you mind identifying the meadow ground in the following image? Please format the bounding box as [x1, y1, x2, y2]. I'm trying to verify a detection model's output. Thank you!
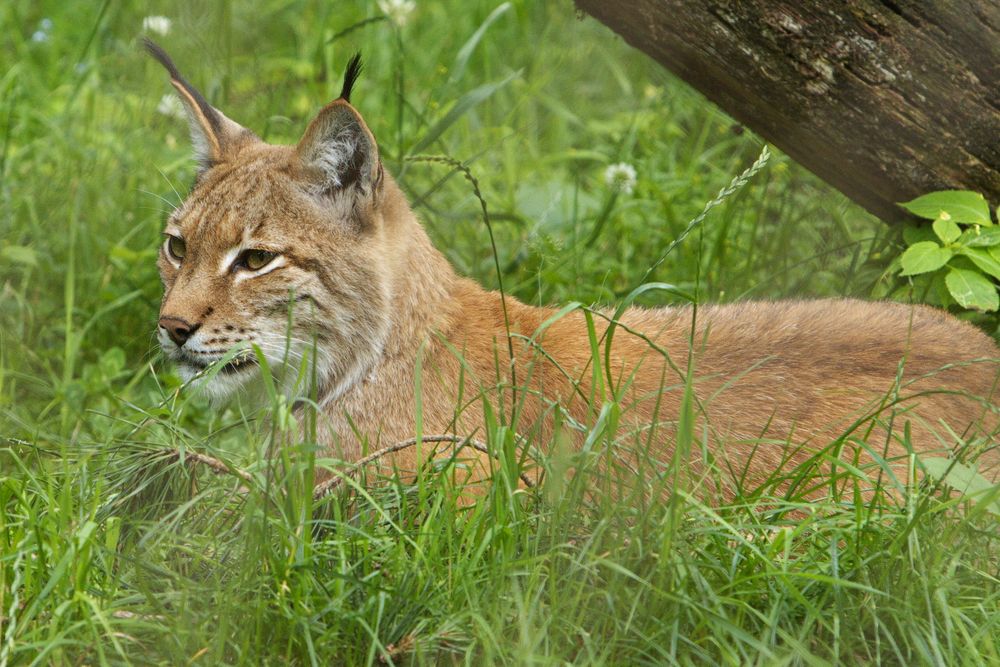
[2, 1, 999, 664]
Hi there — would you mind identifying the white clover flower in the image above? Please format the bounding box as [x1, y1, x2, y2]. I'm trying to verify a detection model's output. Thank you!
[156, 94, 186, 120]
[378, 0, 416, 28]
[142, 16, 172, 36]
[604, 162, 637, 195]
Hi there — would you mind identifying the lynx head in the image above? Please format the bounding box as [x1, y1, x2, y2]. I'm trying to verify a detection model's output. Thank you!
[146, 40, 393, 402]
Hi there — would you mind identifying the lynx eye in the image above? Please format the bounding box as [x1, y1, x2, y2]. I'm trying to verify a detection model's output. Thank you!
[238, 249, 277, 272]
[165, 235, 186, 261]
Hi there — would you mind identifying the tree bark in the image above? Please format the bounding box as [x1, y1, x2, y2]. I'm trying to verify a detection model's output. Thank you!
[574, 1, 1000, 223]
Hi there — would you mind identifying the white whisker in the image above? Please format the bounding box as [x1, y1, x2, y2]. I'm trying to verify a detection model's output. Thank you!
[155, 165, 184, 206]
[138, 189, 179, 212]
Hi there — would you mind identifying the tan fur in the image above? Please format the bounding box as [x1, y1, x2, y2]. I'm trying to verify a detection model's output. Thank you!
[151, 51, 1000, 500]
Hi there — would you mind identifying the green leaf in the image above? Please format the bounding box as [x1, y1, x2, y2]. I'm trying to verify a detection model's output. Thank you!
[1, 245, 38, 267]
[409, 71, 520, 154]
[902, 223, 936, 246]
[963, 227, 1000, 247]
[899, 241, 952, 276]
[960, 247, 1000, 280]
[900, 190, 991, 225]
[99, 347, 126, 376]
[449, 2, 512, 84]
[932, 217, 961, 244]
[929, 270, 951, 306]
[921, 457, 1000, 516]
[945, 267, 999, 311]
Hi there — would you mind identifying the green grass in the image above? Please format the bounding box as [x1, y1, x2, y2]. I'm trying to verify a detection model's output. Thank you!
[2, 0, 999, 664]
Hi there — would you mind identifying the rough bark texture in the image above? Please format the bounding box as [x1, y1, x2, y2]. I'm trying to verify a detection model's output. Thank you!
[574, 1, 1000, 223]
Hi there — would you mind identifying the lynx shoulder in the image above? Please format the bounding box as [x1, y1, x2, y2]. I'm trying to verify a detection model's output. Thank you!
[146, 42, 1000, 495]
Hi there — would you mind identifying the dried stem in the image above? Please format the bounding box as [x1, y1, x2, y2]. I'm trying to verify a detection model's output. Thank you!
[164, 449, 254, 484]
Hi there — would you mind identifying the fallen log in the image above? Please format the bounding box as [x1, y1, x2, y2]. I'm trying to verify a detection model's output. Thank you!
[575, 1, 1000, 222]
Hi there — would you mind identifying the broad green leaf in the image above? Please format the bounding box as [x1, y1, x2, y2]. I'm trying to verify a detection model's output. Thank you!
[902, 223, 936, 246]
[921, 457, 1000, 516]
[450, 2, 512, 83]
[945, 267, 999, 311]
[899, 241, 952, 276]
[932, 217, 961, 244]
[960, 247, 1000, 280]
[964, 226, 1000, 247]
[930, 270, 952, 307]
[1, 245, 38, 267]
[409, 71, 520, 154]
[900, 190, 991, 225]
[99, 347, 126, 376]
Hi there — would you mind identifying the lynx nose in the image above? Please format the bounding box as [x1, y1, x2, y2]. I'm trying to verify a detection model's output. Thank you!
[159, 316, 200, 347]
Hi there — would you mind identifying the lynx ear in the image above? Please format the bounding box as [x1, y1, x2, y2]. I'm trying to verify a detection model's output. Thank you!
[144, 39, 252, 171]
[295, 55, 382, 202]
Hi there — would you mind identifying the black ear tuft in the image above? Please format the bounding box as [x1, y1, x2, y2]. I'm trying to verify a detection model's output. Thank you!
[339, 52, 363, 103]
[142, 38, 181, 80]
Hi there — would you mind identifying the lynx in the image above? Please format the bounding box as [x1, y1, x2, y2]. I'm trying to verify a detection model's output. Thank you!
[147, 41, 999, 497]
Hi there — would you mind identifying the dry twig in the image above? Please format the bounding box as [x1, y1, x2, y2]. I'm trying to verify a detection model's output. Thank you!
[163, 449, 254, 484]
